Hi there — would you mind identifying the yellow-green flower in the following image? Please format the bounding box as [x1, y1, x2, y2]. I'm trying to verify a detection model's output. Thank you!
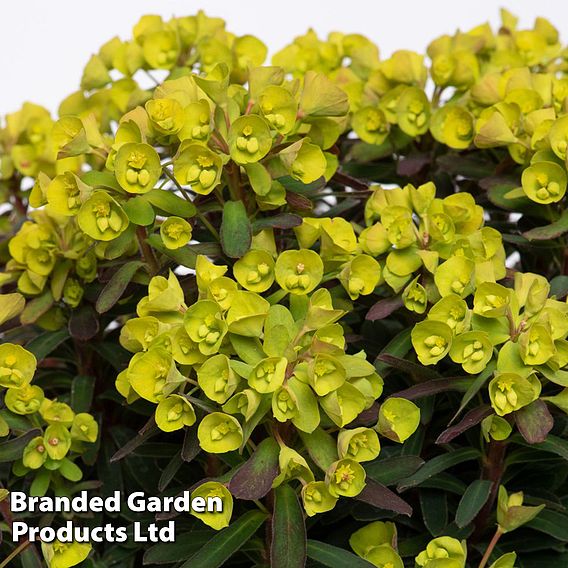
[119, 316, 163, 353]
[428, 295, 470, 334]
[358, 223, 391, 256]
[77, 191, 129, 241]
[70, 413, 99, 443]
[337, 427, 380, 462]
[146, 98, 185, 136]
[519, 324, 555, 366]
[197, 412, 243, 453]
[206, 276, 238, 311]
[489, 372, 541, 416]
[402, 276, 427, 314]
[301, 481, 338, 516]
[321, 383, 367, 427]
[412, 321, 452, 365]
[275, 249, 324, 295]
[352, 107, 390, 145]
[430, 106, 474, 150]
[228, 115, 272, 164]
[184, 300, 228, 355]
[249, 357, 287, 394]
[173, 143, 223, 195]
[5, 384, 44, 415]
[171, 326, 207, 365]
[449, 331, 493, 374]
[521, 161, 567, 204]
[481, 415, 512, 442]
[155, 395, 196, 432]
[138, 271, 186, 322]
[473, 282, 512, 318]
[377, 397, 420, 443]
[435, 256, 474, 298]
[160, 216, 192, 249]
[142, 30, 180, 69]
[259, 85, 298, 135]
[190, 481, 233, 530]
[0, 344, 37, 389]
[198, 354, 239, 403]
[226, 291, 270, 337]
[396, 86, 430, 136]
[40, 400, 75, 426]
[179, 100, 211, 142]
[233, 249, 275, 293]
[44, 424, 72, 461]
[415, 537, 466, 568]
[349, 521, 397, 558]
[223, 389, 262, 421]
[41, 541, 92, 568]
[115, 143, 161, 194]
[23, 437, 48, 469]
[365, 546, 404, 568]
[339, 255, 381, 300]
[273, 446, 314, 487]
[549, 115, 568, 160]
[308, 354, 346, 396]
[326, 458, 366, 498]
[497, 485, 545, 533]
[63, 278, 84, 308]
[46, 172, 90, 216]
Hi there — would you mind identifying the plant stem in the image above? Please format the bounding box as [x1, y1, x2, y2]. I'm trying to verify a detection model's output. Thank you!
[136, 226, 160, 275]
[478, 527, 503, 568]
[0, 540, 31, 568]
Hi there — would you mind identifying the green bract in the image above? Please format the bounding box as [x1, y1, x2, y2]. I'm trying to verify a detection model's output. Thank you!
[77, 191, 129, 241]
[228, 115, 272, 164]
[160, 216, 192, 249]
[274, 249, 324, 294]
[377, 397, 420, 443]
[0, 344, 37, 388]
[197, 412, 243, 453]
[115, 143, 161, 194]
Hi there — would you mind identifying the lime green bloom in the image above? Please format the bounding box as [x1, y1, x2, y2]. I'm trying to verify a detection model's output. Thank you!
[233, 250, 275, 293]
[197, 412, 243, 453]
[41, 540, 92, 568]
[206, 276, 238, 311]
[365, 546, 404, 568]
[127, 348, 182, 402]
[549, 115, 568, 160]
[248, 356, 287, 394]
[5, 384, 44, 415]
[428, 295, 470, 334]
[171, 326, 207, 365]
[350, 521, 397, 558]
[449, 331, 493, 374]
[481, 415, 512, 442]
[155, 395, 196, 432]
[473, 282, 512, 318]
[488, 553, 517, 568]
[173, 143, 223, 195]
[137, 272, 186, 322]
[497, 486, 544, 533]
[179, 99, 212, 142]
[339, 255, 381, 300]
[308, 354, 346, 396]
[415, 537, 467, 568]
[63, 278, 84, 308]
[381, 207, 416, 249]
[275, 249, 323, 295]
[305, 288, 345, 330]
[489, 372, 541, 416]
[430, 106, 474, 149]
[272, 385, 298, 422]
[226, 291, 270, 337]
[359, 223, 391, 256]
[70, 413, 99, 443]
[402, 276, 427, 314]
[259, 85, 297, 134]
[160, 216, 192, 249]
[396, 87, 430, 136]
[412, 321, 452, 365]
[0, 344, 37, 389]
[142, 30, 180, 69]
[40, 400, 75, 426]
[281, 140, 327, 184]
[44, 424, 72, 461]
[146, 98, 185, 136]
[228, 115, 272, 164]
[115, 143, 161, 194]
[320, 383, 367, 427]
[198, 354, 239, 403]
[46, 172, 90, 216]
[23, 437, 48, 469]
[519, 324, 555, 365]
[428, 212, 455, 244]
[223, 389, 262, 421]
[435, 256, 474, 298]
[352, 107, 390, 145]
[190, 481, 233, 530]
[326, 458, 366, 498]
[521, 161, 567, 204]
[75, 251, 97, 283]
[120, 316, 163, 352]
[301, 481, 338, 516]
[77, 191, 129, 241]
[377, 397, 420, 443]
[319, 217, 358, 257]
[196, 255, 228, 292]
[184, 300, 228, 355]
[273, 446, 314, 487]
[337, 427, 380, 462]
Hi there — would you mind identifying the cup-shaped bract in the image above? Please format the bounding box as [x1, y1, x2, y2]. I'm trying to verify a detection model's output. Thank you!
[41, 541, 92, 568]
[301, 481, 338, 516]
[233, 249, 275, 293]
[198, 354, 239, 403]
[449, 331, 493, 374]
[184, 300, 228, 355]
[23, 437, 48, 469]
[70, 413, 99, 443]
[228, 115, 272, 164]
[326, 458, 366, 498]
[412, 321, 453, 365]
[337, 427, 381, 462]
[0, 344, 37, 389]
[248, 356, 287, 394]
[275, 249, 324, 295]
[489, 372, 541, 416]
[415, 537, 467, 568]
[155, 395, 196, 432]
[44, 424, 72, 461]
[5, 384, 44, 415]
[190, 481, 233, 530]
[160, 216, 192, 250]
[173, 142, 223, 195]
[521, 161, 567, 204]
[497, 485, 544, 533]
[377, 397, 420, 443]
[226, 291, 270, 337]
[77, 191, 130, 241]
[115, 143, 161, 194]
[339, 254, 381, 300]
[197, 412, 243, 453]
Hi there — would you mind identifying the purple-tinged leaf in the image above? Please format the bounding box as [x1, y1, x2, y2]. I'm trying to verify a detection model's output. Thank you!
[516, 400, 554, 444]
[68, 304, 100, 341]
[271, 485, 306, 568]
[436, 406, 493, 445]
[377, 354, 441, 380]
[366, 296, 403, 321]
[356, 478, 413, 517]
[391, 377, 472, 401]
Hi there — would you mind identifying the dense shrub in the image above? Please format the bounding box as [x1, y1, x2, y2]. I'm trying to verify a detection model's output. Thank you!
[1, 8, 568, 568]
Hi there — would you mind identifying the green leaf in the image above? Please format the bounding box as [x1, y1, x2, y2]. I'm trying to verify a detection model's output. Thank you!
[397, 448, 481, 491]
[436, 406, 493, 445]
[82, 170, 123, 192]
[141, 189, 196, 217]
[365, 455, 425, 486]
[147, 233, 197, 269]
[158, 451, 184, 492]
[96, 261, 144, 313]
[220, 200, 252, 258]
[228, 438, 279, 500]
[515, 400, 554, 444]
[251, 213, 303, 232]
[455, 480, 493, 528]
[526, 509, 568, 541]
[550, 275, 568, 299]
[123, 196, 156, 226]
[71, 375, 95, 413]
[356, 479, 413, 516]
[0, 429, 41, 462]
[59, 458, 83, 482]
[245, 162, 272, 196]
[271, 485, 306, 568]
[374, 328, 412, 375]
[306, 540, 375, 568]
[512, 434, 568, 461]
[523, 209, 568, 241]
[299, 427, 338, 471]
[180, 510, 267, 568]
[110, 418, 159, 463]
[20, 290, 54, 325]
[420, 490, 448, 536]
[392, 377, 472, 400]
[143, 530, 214, 564]
[25, 329, 69, 360]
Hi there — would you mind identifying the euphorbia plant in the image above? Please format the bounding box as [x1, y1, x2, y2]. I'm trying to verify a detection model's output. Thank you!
[2, 8, 568, 568]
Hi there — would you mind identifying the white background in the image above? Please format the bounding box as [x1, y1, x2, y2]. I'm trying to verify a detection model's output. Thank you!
[2, 0, 568, 115]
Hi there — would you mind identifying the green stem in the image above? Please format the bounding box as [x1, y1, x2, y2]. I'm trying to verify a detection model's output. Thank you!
[0, 540, 31, 568]
[478, 527, 503, 568]
[136, 226, 160, 275]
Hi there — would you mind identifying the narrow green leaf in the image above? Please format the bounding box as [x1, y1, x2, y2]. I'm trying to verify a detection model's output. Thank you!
[306, 540, 375, 568]
[158, 451, 184, 492]
[299, 428, 338, 471]
[141, 188, 196, 217]
[110, 418, 159, 463]
[397, 448, 480, 491]
[455, 480, 493, 528]
[220, 200, 252, 258]
[365, 455, 424, 486]
[356, 479, 413, 516]
[143, 530, 214, 564]
[420, 490, 448, 536]
[523, 209, 568, 241]
[228, 438, 279, 500]
[71, 375, 95, 413]
[123, 196, 156, 226]
[436, 406, 493, 445]
[20, 290, 54, 325]
[25, 329, 69, 360]
[147, 233, 197, 269]
[271, 485, 306, 568]
[526, 509, 568, 541]
[512, 434, 568, 461]
[374, 328, 412, 375]
[180, 510, 267, 568]
[251, 214, 303, 232]
[96, 261, 144, 313]
[0, 429, 41, 462]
